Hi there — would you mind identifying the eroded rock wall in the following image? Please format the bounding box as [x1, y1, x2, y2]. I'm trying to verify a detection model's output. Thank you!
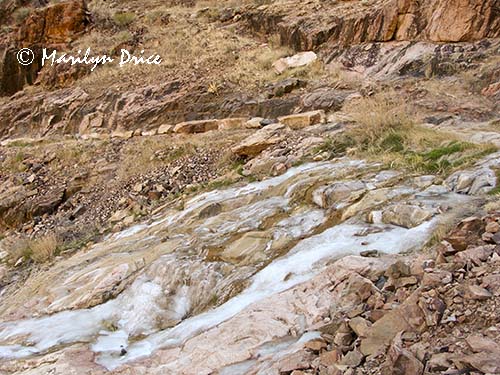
[0, 0, 90, 96]
[246, 0, 500, 52]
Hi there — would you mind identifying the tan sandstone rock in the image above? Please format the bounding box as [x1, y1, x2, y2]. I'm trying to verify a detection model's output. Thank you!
[231, 123, 287, 157]
[273, 51, 318, 74]
[173, 119, 219, 134]
[277, 110, 326, 130]
[157, 124, 174, 134]
[217, 117, 248, 130]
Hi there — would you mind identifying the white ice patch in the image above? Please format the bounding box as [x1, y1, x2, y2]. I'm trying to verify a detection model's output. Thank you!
[97, 219, 436, 369]
[0, 158, 466, 371]
[0, 219, 434, 367]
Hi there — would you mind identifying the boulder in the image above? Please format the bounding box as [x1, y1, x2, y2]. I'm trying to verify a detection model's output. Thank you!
[381, 332, 424, 375]
[141, 129, 157, 136]
[312, 180, 366, 209]
[217, 117, 247, 130]
[245, 117, 264, 129]
[300, 89, 348, 112]
[231, 123, 286, 157]
[220, 231, 272, 265]
[485, 221, 500, 233]
[173, 119, 219, 134]
[381, 204, 433, 228]
[277, 110, 326, 130]
[158, 124, 174, 134]
[111, 130, 134, 139]
[272, 51, 317, 74]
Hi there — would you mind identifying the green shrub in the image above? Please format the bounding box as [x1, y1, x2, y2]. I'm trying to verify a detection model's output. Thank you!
[112, 12, 136, 27]
[12, 7, 30, 23]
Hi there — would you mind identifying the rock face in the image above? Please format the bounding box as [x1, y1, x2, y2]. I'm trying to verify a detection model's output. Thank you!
[0, 0, 90, 96]
[17, 0, 89, 46]
[245, 0, 500, 52]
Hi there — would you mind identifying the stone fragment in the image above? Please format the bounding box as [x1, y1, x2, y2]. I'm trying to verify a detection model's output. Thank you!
[231, 123, 286, 157]
[381, 332, 424, 375]
[157, 124, 173, 134]
[348, 317, 372, 338]
[304, 339, 327, 352]
[320, 348, 342, 367]
[217, 117, 247, 130]
[173, 119, 219, 134]
[277, 351, 314, 373]
[460, 352, 500, 374]
[427, 352, 453, 372]
[339, 349, 364, 367]
[465, 284, 492, 300]
[273, 51, 317, 74]
[381, 204, 433, 228]
[277, 110, 326, 129]
[466, 334, 500, 353]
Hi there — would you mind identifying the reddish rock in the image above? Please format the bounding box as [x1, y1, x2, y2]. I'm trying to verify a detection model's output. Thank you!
[465, 284, 493, 300]
[319, 348, 342, 367]
[381, 332, 424, 375]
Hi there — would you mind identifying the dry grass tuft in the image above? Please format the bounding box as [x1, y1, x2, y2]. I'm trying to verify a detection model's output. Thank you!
[2, 233, 59, 265]
[485, 199, 500, 212]
[320, 91, 498, 175]
[345, 92, 413, 147]
[29, 233, 59, 263]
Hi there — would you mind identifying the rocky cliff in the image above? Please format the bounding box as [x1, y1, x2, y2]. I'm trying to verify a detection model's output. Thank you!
[246, 0, 500, 51]
[0, 0, 89, 96]
[0, 0, 499, 374]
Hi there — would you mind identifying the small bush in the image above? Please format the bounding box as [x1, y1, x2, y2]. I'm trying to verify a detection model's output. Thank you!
[29, 233, 59, 263]
[12, 7, 30, 23]
[2, 237, 31, 265]
[488, 169, 500, 196]
[337, 92, 498, 175]
[112, 12, 136, 27]
[2, 233, 59, 265]
[346, 92, 413, 149]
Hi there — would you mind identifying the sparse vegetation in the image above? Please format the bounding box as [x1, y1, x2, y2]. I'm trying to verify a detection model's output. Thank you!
[3, 233, 59, 265]
[116, 137, 197, 180]
[2, 150, 27, 172]
[112, 12, 136, 27]
[488, 169, 500, 196]
[29, 233, 59, 263]
[318, 92, 498, 175]
[12, 7, 30, 23]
